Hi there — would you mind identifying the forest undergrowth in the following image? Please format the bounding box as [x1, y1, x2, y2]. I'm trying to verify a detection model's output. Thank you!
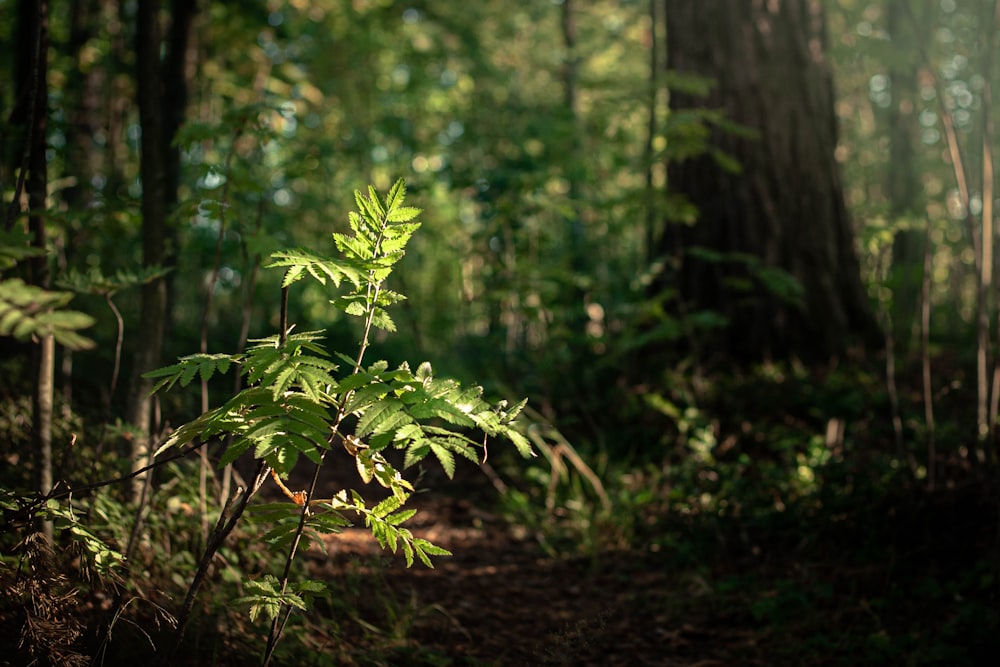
[2, 355, 997, 666]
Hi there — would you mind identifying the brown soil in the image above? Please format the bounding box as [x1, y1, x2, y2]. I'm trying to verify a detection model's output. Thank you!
[306, 476, 764, 667]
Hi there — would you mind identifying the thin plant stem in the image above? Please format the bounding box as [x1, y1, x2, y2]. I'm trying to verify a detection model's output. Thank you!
[921, 217, 936, 490]
[5, 0, 44, 231]
[262, 204, 394, 665]
[166, 269, 292, 661]
[15, 439, 211, 518]
[197, 128, 242, 545]
[105, 291, 125, 399]
[903, 1, 989, 457]
[983, 0, 999, 460]
[165, 463, 271, 663]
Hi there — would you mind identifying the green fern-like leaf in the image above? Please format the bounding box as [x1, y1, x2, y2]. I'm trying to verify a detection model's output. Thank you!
[144, 352, 237, 394]
[238, 331, 339, 403]
[371, 494, 404, 519]
[384, 177, 406, 210]
[332, 228, 373, 262]
[344, 381, 391, 414]
[355, 397, 407, 439]
[0, 228, 45, 270]
[412, 538, 451, 568]
[368, 307, 396, 332]
[266, 248, 364, 288]
[429, 443, 456, 478]
[58, 265, 170, 295]
[387, 206, 421, 223]
[0, 278, 95, 350]
[385, 508, 417, 526]
[235, 575, 307, 623]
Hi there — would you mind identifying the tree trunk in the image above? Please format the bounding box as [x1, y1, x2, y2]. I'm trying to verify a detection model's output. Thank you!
[886, 0, 928, 354]
[126, 0, 196, 500]
[128, 0, 168, 500]
[660, 0, 880, 362]
[161, 0, 197, 360]
[14, 0, 53, 541]
[63, 0, 104, 212]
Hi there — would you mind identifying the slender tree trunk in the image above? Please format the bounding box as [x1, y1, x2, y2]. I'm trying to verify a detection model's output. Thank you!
[106, 0, 130, 200]
[128, 0, 168, 500]
[63, 0, 103, 212]
[644, 0, 663, 265]
[60, 0, 105, 414]
[982, 0, 999, 460]
[162, 0, 197, 349]
[886, 0, 927, 355]
[14, 0, 53, 540]
[922, 217, 936, 489]
[561, 0, 583, 264]
[127, 0, 195, 500]
[660, 0, 880, 362]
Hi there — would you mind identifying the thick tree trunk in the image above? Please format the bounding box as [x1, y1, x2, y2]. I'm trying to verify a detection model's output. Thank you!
[661, 0, 879, 362]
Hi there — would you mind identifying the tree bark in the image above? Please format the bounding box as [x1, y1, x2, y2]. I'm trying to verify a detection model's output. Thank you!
[13, 0, 53, 541]
[126, 0, 196, 500]
[63, 0, 104, 211]
[886, 0, 928, 354]
[128, 0, 169, 500]
[164, 0, 196, 206]
[661, 0, 880, 362]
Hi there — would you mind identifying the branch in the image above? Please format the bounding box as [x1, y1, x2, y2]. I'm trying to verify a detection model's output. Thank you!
[13, 438, 212, 517]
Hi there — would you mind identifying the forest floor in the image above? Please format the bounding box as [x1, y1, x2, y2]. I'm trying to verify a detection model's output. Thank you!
[299, 464, 999, 667]
[311, 484, 737, 667]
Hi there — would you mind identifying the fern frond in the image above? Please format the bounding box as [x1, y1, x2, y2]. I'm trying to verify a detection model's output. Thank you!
[267, 248, 364, 288]
[58, 265, 170, 295]
[343, 381, 391, 414]
[0, 228, 45, 270]
[429, 443, 456, 478]
[369, 307, 396, 332]
[384, 177, 407, 212]
[386, 207, 421, 224]
[0, 278, 95, 350]
[144, 352, 238, 394]
[355, 397, 404, 438]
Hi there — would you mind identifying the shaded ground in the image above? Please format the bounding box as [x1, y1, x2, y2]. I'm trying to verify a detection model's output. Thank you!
[299, 467, 999, 667]
[312, 491, 748, 666]
[2, 453, 997, 666]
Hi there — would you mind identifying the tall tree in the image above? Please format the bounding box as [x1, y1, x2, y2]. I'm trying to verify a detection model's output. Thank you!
[127, 0, 196, 498]
[127, 0, 167, 499]
[660, 0, 880, 362]
[886, 0, 928, 352]
[14, 0, 53, 540]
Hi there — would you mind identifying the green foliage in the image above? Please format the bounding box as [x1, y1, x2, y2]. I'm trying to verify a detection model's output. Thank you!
[145, 179, 532, 657]
[0, 278, 96, 350]
[0, 230, 103, 351]
[6, 2, 995, 663]
[235, 574, 325, 623]
[144, 352, 240, 393]
[0, 228, 45, 270]
[42, 498, 127, 576]
[57, 265, 170, 296]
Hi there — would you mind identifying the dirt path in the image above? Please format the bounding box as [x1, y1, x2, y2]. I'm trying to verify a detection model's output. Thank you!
[308, 484, 763, 666]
